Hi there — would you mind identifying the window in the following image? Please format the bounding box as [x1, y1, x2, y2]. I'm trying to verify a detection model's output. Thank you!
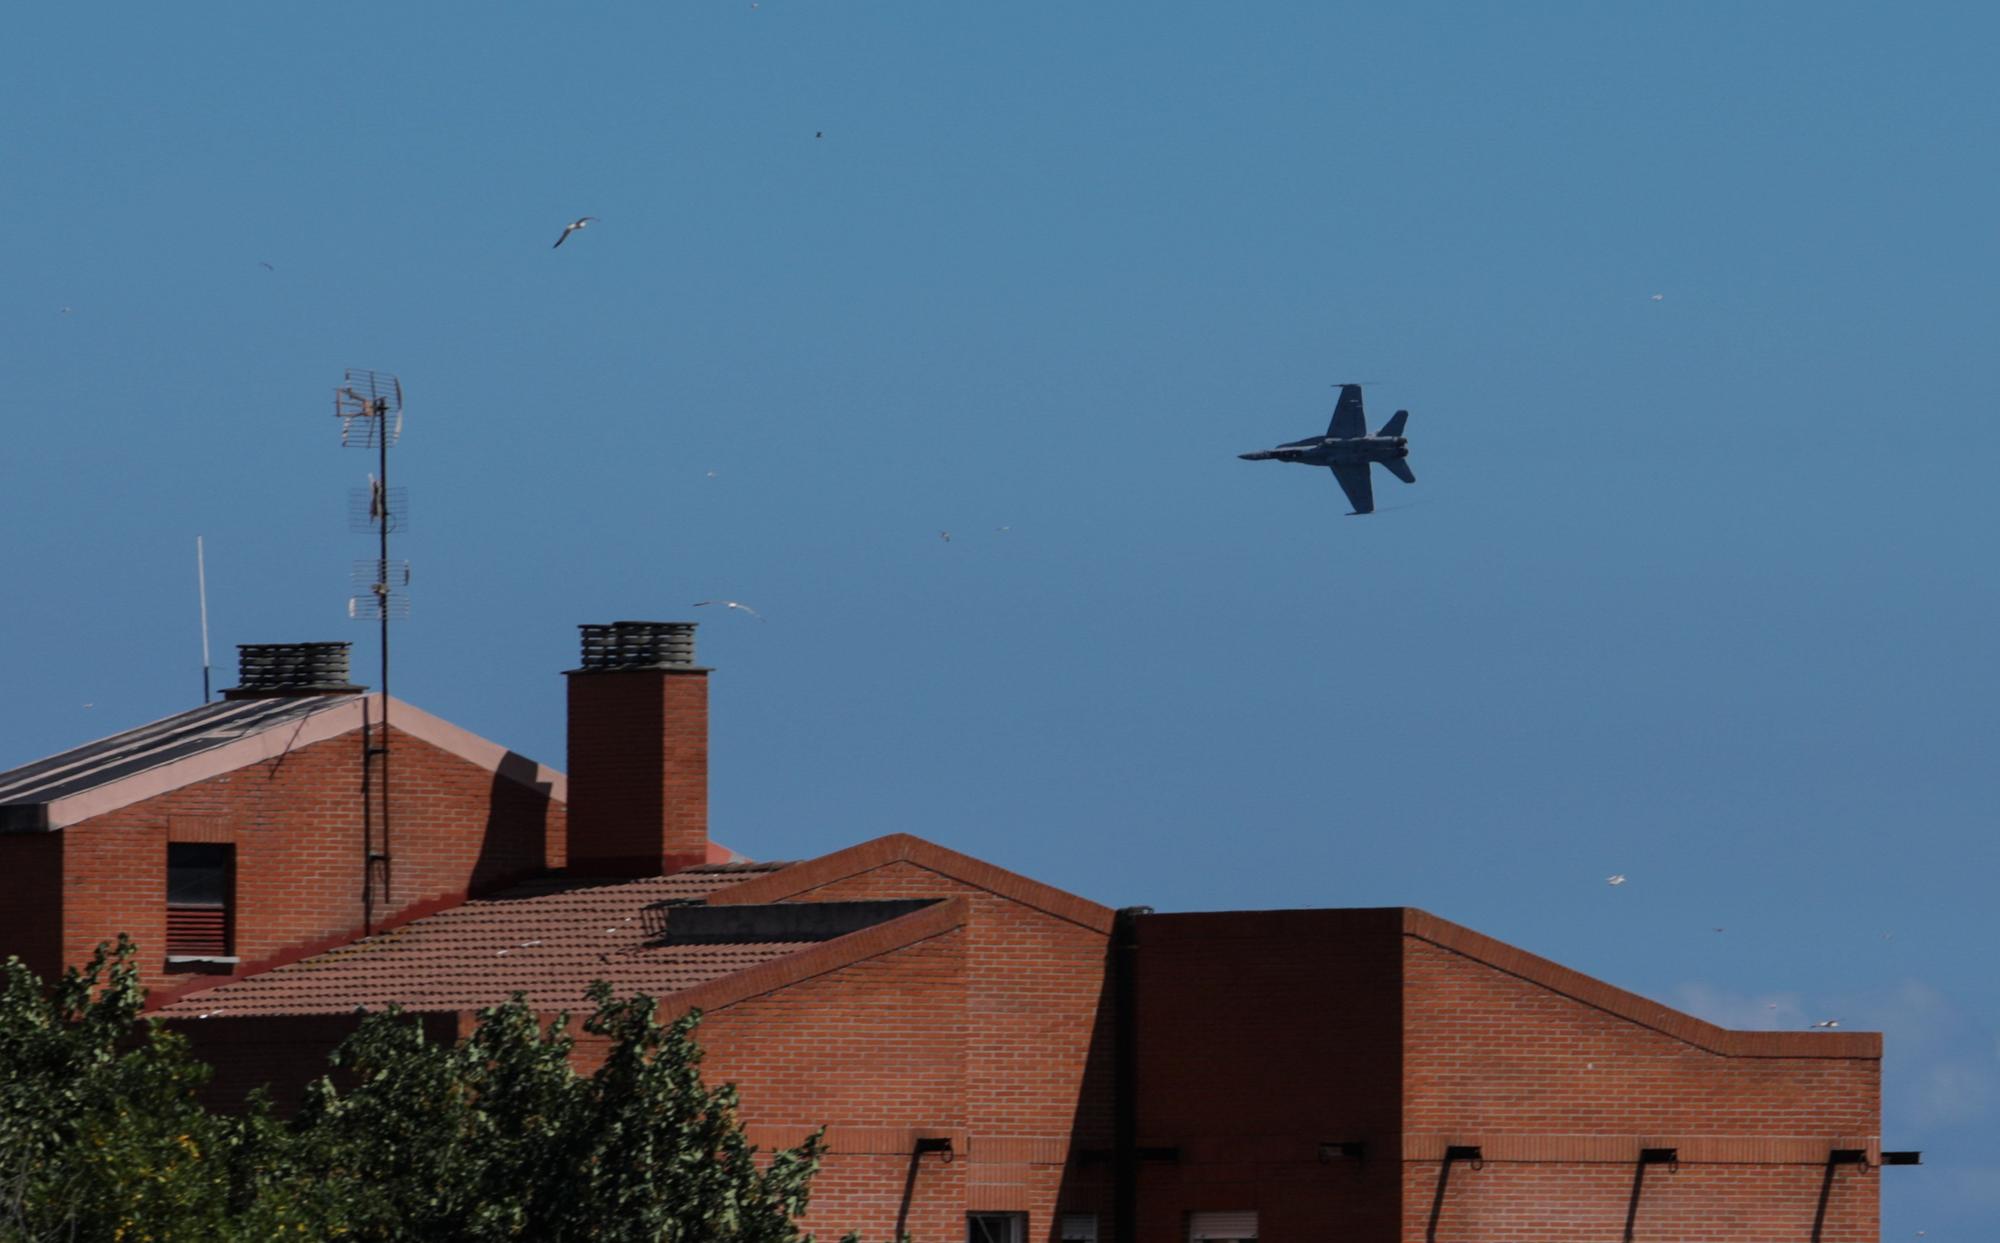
[166, 843, 234, 961]
[1188, 1211, 1258, 1242]
[968, 1213, 1026, 1243]
[1059, 1214, 1098, 1243]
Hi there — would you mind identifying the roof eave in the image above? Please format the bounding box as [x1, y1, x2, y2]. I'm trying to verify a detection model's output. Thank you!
[34, 694, 564, 831]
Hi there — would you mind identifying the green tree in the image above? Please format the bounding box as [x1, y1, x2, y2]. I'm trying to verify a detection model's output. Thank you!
[291, 985, 847, 1242]
[0, 937, 235, 1243]
[2, 942, 856, 1242]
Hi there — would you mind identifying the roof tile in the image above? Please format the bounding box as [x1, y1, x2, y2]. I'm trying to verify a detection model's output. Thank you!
[159, 863, 805, 1018]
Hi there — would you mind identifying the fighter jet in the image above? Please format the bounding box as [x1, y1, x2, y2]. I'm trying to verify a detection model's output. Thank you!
[1238, 384, 1413, 514]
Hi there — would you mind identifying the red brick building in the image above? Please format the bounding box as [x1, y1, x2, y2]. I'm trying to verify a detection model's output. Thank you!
[0, 623, 1897, 1241]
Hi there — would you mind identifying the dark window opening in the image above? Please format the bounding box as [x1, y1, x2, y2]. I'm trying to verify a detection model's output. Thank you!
[968, 1214, 1025, 1243]
[166, 843, 233, 960]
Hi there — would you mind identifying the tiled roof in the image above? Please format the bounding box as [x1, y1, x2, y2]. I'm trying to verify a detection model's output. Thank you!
[0, 696, 362, 828]
[158, 863, 806, 1019]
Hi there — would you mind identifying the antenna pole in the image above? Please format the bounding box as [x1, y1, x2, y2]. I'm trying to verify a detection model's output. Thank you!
[196, 536, 212, 703]
[334, 368, 407, 934]
[375, 398, 391, 892]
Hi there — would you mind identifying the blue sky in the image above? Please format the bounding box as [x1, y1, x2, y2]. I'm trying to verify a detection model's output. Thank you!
[4, 3, 1995, 1229]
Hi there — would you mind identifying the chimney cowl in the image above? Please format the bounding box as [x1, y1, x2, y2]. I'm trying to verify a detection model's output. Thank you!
[570, 621, 705, 673]
[221, 642, 364, 699]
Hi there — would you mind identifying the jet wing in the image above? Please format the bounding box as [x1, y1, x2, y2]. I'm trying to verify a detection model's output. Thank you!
[1329, 462, 1374, 514]
[1326, 385, 1366, 439]
[1381, 457, 1415, 485]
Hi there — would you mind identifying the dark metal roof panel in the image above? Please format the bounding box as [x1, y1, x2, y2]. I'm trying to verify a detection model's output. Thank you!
[0, 695, 362, 821]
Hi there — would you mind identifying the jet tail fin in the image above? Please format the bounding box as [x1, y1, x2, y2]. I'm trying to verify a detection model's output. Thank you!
[1382, 456, 1415, 485]
[1376, 409, 1409, 438]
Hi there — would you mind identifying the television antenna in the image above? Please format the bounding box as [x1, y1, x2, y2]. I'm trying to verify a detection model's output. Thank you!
[348, 560, 412, 620]
[348, 477, 409, 534]
[334, 368, 407, 931]
[196, 536, 212, 702]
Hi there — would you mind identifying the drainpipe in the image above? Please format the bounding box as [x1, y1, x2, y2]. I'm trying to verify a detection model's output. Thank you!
[1113, 905, 1151, 1243]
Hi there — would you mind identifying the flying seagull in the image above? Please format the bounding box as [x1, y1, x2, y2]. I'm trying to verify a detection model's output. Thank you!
[1605, 874, 1627, 886]
[695, 599, 764, 621]
[553, 217, 599, 249]
[1809, 1019, 1841, 1029]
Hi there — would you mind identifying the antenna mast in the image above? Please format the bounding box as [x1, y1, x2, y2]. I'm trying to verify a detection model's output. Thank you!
[335, 368, 408, 932]
[196, 536, 212, 703]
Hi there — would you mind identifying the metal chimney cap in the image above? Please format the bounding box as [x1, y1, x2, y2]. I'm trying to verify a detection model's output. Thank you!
[224, 642, 365, 698]
[571, 621, 707, 672]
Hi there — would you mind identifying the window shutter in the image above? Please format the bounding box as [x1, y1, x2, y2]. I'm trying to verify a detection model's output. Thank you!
[1188, 1210, 1258, 1241]
[166, 906, 229, 957]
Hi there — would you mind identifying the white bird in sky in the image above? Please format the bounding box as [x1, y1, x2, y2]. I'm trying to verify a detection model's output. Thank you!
[1606, 874, 1627, 886]
[1649, 293, 1665, 301]
[553, 217, 599, 249]
[695, 599, 764, 621]
[1810, 1019, 1841, 1029]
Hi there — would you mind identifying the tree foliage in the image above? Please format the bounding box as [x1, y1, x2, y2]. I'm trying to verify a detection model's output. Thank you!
[0, 943, 855, 1243]
[1, 936, 236, 1242]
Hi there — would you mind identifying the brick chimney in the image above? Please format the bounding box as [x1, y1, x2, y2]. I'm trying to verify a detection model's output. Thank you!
[220, 642, 364, 700]
[564, 621, 710, 877]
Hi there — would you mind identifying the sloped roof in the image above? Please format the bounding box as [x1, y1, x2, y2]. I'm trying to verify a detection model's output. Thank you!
[1398, 908, 1882, 1059]
[0, 693, 564, 832]
[154, 864, 965, 1022]
[156, 864, 800, 1018]
[715, 833, 1116, 932]
[0, 697, 354, 827]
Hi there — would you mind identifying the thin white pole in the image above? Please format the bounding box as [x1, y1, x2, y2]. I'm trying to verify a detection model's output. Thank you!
[197, 536, 212, 702]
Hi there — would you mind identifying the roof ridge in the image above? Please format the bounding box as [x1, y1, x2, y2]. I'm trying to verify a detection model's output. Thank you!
[1400, 909, 1882, 1060]
[6, 694, 564, 832]
[709, 833, 1114, 933]
[0, 696, 356, 807]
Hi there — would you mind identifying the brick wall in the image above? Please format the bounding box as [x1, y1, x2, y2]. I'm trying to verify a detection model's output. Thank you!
[565, 668, 708, 877]
[1111, 908, 1880, 1243]
[170, 1010, 464, 1117]
[1400, 924, 1880, 1242]
[0, 830, 64, 980]
[1128, 909, 1407, 1243]
[54, 722, 561, 1001]
[1403, 1161, 1875, 1243]
[749, 853, 1114, 1241]
[677, 926, 970, 1242]
[118, 841, 1884, 1243]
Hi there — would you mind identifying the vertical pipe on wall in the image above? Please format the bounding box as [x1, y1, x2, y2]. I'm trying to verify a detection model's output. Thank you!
[1112, 905, 1150, 1243]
